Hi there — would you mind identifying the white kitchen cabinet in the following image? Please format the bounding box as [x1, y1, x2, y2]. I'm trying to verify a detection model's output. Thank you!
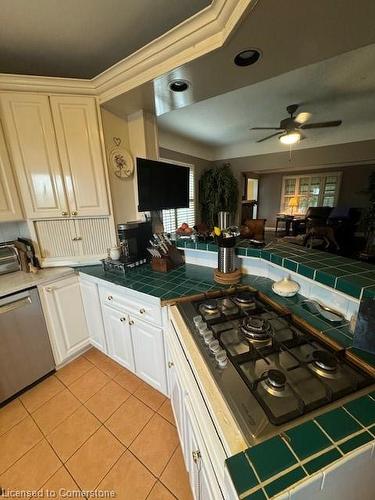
[0, 93, 68, 218]
[39, 274, 90, 366]
[102, 305, 135, 371]
[50, 96, 109, 217]
[0, 120, 23, 221]
[80, 276, 107, 353]
[131, 317, 167, 394]
[167, 346, 187, 453]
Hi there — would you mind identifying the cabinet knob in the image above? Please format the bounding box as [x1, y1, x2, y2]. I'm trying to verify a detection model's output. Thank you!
[107, 295, 113, 301]
[192, 450, 201, 463]
[139, 308, 145, 314]
[168, 361, 174, 368]
[71, 210, 78, 216]
[129, 320, 134, 325]
[61, 211, 68, 216]
[46, 287, 54, 293]
[120, 317, 126, 323]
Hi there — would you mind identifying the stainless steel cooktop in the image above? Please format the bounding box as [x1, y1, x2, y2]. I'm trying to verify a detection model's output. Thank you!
[177, 289, 374, 445]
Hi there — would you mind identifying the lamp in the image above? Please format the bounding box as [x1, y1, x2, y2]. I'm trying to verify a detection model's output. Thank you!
[288, 197, 298, 215]
[280, 131, 301, 145]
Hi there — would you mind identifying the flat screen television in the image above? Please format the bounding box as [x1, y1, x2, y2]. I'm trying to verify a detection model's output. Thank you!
[136, 157, 190, 211]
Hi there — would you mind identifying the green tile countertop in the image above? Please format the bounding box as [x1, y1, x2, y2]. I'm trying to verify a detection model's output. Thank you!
[177, 239, 375, 300]
[226, 393, 375, 499]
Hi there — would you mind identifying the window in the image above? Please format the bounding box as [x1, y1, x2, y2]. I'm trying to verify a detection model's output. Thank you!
[162, 163, 195, 233]
[280, 172, 341, 215]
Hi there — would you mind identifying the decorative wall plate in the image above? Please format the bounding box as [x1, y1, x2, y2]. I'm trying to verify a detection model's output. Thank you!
[108, 138, 133, 178]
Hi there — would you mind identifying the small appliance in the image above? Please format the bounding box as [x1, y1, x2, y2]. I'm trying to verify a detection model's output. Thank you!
[0, 245, 20, 275]
[117, 220, 153, 263]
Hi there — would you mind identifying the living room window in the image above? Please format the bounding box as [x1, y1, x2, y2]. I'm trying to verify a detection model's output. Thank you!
[162, 163, 195, 232]
[280, 172, 342, 215]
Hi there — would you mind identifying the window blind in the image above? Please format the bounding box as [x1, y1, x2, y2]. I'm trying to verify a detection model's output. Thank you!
[162, 166, 195, 233]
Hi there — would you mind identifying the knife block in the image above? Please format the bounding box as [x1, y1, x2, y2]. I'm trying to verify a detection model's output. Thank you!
[150, 244, 184, 272]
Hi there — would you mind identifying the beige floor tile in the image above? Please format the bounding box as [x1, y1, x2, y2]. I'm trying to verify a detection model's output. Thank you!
[134, 382, 167, 411]
[32, 389, 81, 435]
[39, 466, 80, 500]
[0, 439, 61, 491]
[89, 355, 123, 378]
[158, 399, 175, 426]
[68, 367, 110, 403]
[66, 426, 124, 490]
[47, 406, 100, 462]
[0, 399, 28, 436]
[0, 416, 43, 474]
[55, 356, 93, 386]
[20, 375, 65, 412]
[98, 450, 156, 500]
[85, 380, 130, 422]
[161, 446, 193, 500]
[105, 395, 154, 447]
[148, 481, 177, 500]
[114, 367, 143, 393]
[83, 347, 107, 365]
[130, 413, 179, 477]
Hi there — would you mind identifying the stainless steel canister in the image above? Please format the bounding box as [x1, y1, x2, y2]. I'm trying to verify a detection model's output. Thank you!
[218, 246, 235, 273]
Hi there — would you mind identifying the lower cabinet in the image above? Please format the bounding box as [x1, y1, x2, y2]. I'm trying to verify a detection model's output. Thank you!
[39, 274, 90, 366]
[80, 276, 107, 353]
[102, 305, 135, 372]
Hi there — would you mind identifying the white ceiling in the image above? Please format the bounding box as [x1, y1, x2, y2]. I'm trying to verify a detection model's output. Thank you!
[157, 43, 375, 159]
[0, 0, 211, 78]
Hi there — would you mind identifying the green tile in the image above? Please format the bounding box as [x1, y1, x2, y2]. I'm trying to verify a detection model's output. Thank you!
[323, 328, 353, 348]
[304, 448, 342, 474]
[265, 467, 306, 498]
[298, 264, 315, 279]
[207, 243, 218, 252]
[315, 270, 337, 287]
[348, 347, 375, 368]
[185, 241, 196, 249]
[247, 248, 261, 258]
[246, 436, 297, 482]
[344, 396, 375, 427]
[369, 425, 375, 437]
[286, 420, 332, 460]
[243, 489, 267, 500]
[284, 258, 298, 272]
[316, 408, 362, 441]
[339, 431, 373, 454]
[335, 278, 363, 299]
[362, 286, 375, 299]
[226, 453, 258, 496]
[196, 242, 208, 251]
[270, 253, 283, 265]
[261, 250, 272, 261]
[237, 247, 247, 256]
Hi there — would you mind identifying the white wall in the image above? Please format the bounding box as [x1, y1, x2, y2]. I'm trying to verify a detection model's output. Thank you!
[0, 221, 30, 242]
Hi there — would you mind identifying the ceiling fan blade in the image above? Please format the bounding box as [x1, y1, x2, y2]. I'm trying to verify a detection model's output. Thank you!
[295, 112, 312, 124]
[301, 120, 342, 129]
[250, 127, 283, 130]
[256, 132, 283, 143]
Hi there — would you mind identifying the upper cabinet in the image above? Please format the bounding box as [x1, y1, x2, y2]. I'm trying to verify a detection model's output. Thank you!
[0, 93, 67, 219]
[50, 96, 109, 217]
[0, 93, 109, 219]
[0, 120, 23, 222]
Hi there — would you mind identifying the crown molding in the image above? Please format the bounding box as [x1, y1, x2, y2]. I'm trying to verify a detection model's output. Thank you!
[0, 0, 254, 100]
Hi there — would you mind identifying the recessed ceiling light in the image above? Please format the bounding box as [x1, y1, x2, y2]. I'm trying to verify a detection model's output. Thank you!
[234, 49, 261, 67]
[169, 79, 190, 92]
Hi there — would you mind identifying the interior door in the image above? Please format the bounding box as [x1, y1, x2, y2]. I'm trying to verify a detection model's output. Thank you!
[102, 305, 135, 371]
[50, 96, 109, 217]
[0, 120, 23, 221]
[0, 93, 67, 218]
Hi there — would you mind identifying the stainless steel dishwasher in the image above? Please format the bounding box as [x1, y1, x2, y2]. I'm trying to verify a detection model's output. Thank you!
[0, 287, 55, 404]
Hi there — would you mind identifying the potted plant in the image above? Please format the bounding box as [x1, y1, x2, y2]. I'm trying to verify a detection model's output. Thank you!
[199, 163, 238, 227]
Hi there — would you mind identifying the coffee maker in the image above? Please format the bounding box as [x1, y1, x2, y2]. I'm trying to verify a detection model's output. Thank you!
[117, 220, 153, 263]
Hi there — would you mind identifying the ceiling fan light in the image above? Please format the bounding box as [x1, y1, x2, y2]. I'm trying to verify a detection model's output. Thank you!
[279, 131, 301, 145]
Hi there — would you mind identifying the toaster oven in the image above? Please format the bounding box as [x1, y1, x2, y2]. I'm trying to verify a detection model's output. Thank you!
[0, 245, 20, 275]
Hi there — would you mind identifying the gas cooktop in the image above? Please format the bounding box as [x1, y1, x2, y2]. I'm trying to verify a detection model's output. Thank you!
[177, 288, 374, 444]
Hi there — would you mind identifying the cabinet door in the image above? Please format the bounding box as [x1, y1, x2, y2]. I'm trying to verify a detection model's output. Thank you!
[0, 93, 67, 218]
[50, 96, 109, 217]
[102, 306, 135, 371]
[80, 277, 107, 353]
[168, 357, 187, 455]
[131, 318, 167, 394]
[0, 121, 23, 221]
[39, 274, 90, 366]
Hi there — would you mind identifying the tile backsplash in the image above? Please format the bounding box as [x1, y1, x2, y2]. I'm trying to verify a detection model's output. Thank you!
[0, 221, 30, 243]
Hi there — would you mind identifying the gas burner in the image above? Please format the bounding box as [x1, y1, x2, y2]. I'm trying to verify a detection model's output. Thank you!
[311, 350, 338, 373]
[201, 299, 219, 314]
[222, 298, 238, 313]
[233, 291, 256, 309]
[241, 316, 273, 342]
[266, 369, 286, 390]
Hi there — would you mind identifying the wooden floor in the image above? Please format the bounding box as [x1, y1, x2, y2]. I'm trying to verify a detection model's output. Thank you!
[0, 348, 193, 499]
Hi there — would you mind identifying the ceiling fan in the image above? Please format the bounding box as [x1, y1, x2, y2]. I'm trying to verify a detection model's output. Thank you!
[250, 104, 342, 145]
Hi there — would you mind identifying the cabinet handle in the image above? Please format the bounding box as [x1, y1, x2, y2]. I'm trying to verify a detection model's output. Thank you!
[72, 237, 82, 241]
[192, 450, 201, 463]
[139, 308, 145, 314]
[168, 361, 174, 368]
[71, 210, 78, 216]
[107, 296, 113, 301]
[46, 287, 54, 293]
[61, 211, 68, 216]
[129, 320, 134, 325]
[120, 317, 126, 323]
